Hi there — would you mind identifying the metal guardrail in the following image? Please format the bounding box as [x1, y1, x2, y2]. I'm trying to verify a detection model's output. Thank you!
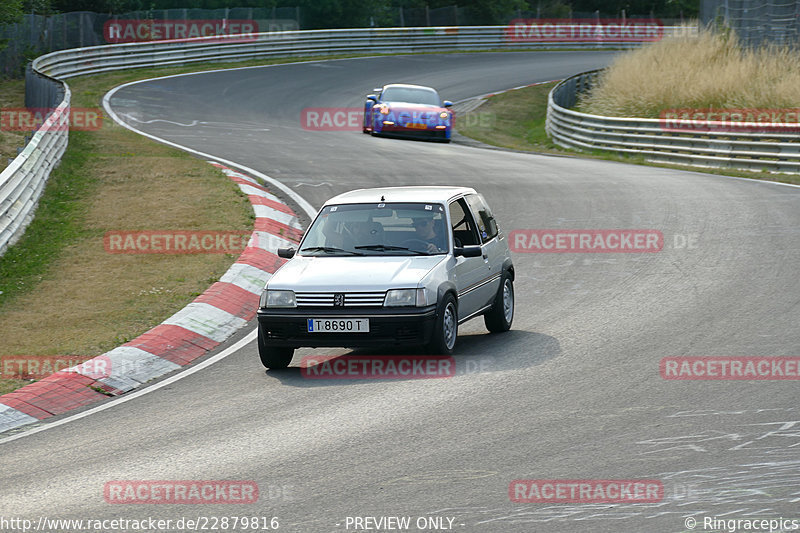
[0, 68, 68, 254]
[35, 26, 671, 79]
[0, 25, 687, 257]
[547, 70, 800, 174]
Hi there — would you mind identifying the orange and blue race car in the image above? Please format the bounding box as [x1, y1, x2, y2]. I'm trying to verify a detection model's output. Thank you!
[362, 83, 454, 143]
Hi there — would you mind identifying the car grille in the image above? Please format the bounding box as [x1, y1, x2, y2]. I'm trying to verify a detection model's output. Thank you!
[295, 291, 386, 308]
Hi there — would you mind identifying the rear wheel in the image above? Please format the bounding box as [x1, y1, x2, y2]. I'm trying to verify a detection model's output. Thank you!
[258, 325, 294, 369]
[484, 273, 514, 333]
[427, 293, 458, 355]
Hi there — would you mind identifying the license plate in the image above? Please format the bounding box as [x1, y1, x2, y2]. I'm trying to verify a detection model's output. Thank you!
[307, 318, 369, 333]
[406, 123, 428, 130]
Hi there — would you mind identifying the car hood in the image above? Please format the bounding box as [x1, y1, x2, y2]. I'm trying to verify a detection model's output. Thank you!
[382, 102, 448, 114]
[268, 255, 446, 292]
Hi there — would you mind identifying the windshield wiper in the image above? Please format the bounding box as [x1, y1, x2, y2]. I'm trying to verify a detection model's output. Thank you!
[355, 244, 430, 255]
[300, 246, 363, 255]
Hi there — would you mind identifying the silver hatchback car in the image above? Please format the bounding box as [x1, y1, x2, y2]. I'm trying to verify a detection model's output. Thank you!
[256, 186, 515, 368]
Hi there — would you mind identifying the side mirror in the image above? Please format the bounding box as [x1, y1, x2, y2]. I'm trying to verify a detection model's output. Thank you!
[277, 247, 295, 259]
[443, 100, 453, 108]
[367, 94, 378, 102]
[454, 245, 481, 257]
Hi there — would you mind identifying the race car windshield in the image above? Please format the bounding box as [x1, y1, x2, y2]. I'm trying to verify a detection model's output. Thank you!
[381, 87, 441, 106]
[300, 202, 449, 256]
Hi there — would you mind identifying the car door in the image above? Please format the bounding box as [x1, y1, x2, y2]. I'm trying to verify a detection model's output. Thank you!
[448, 197, 491, 321]
[465, 193, 504, 305]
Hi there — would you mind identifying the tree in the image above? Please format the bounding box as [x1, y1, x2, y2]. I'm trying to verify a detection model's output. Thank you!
[295, 0, 393, 29]
[1, 0, 24, 25]
[459, 0, 528, 24]
[0, 0, 23, 56]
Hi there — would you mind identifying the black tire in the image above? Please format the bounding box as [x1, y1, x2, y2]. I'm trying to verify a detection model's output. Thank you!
[484, 273, 514, 333]
[258, 325, 294, 369]
[363, 107, 373, 133]
[427, 293, 458, 355]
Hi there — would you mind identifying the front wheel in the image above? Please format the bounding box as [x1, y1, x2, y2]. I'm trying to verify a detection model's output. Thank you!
[484, 273, 514, 333]
[363, 107, 371, 133]
[258, 325, 294, 369]
[427, 293, 458, 355]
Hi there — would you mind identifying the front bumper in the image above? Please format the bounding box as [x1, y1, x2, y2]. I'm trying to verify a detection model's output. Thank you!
[377, 124, 450, 140]
[257, 305, 438, 348]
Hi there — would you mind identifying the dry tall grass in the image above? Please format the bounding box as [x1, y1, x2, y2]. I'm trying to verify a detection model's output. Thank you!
[580, 27, 800, 118]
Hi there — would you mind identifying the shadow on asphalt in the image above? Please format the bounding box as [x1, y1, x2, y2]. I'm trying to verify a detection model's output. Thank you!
[264, 329, 560, 387]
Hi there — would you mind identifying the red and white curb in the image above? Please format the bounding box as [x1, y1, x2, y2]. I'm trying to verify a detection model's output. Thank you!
[0, 162, 303, 434]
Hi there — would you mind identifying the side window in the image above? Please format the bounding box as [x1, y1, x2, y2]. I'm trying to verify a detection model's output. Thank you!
[465, 194, 498, 242]
[448, 199, 480, 247]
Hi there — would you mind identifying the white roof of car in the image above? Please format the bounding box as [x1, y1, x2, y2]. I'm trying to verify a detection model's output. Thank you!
[383, 83, 437, 92]
[325, 186, 476, 206]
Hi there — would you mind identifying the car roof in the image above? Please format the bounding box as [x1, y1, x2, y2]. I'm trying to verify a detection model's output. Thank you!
[382, 83, 438, 93]
[324, 186, 477, 206]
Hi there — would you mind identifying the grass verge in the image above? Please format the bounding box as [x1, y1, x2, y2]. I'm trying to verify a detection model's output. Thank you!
[579, 28, 800, 117]
[455, 82, 800, 186]
[1, 53, 394, 396]
[0, 60, 314, 394]
[0, 52, 401, 396]
[0, 79, 26, 172]
[456, 82, 560, 153]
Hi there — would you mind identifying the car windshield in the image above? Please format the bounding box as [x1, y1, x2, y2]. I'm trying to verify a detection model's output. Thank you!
[380, 87, 441, 106]
[299, 202, 449, 256]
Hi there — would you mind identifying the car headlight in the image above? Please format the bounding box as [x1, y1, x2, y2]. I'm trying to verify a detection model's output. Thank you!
[439, 112, 449, 119]
[261, 289, 296, 308]
[380, 105, 390, 115]
[384, 288, 427, 307]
